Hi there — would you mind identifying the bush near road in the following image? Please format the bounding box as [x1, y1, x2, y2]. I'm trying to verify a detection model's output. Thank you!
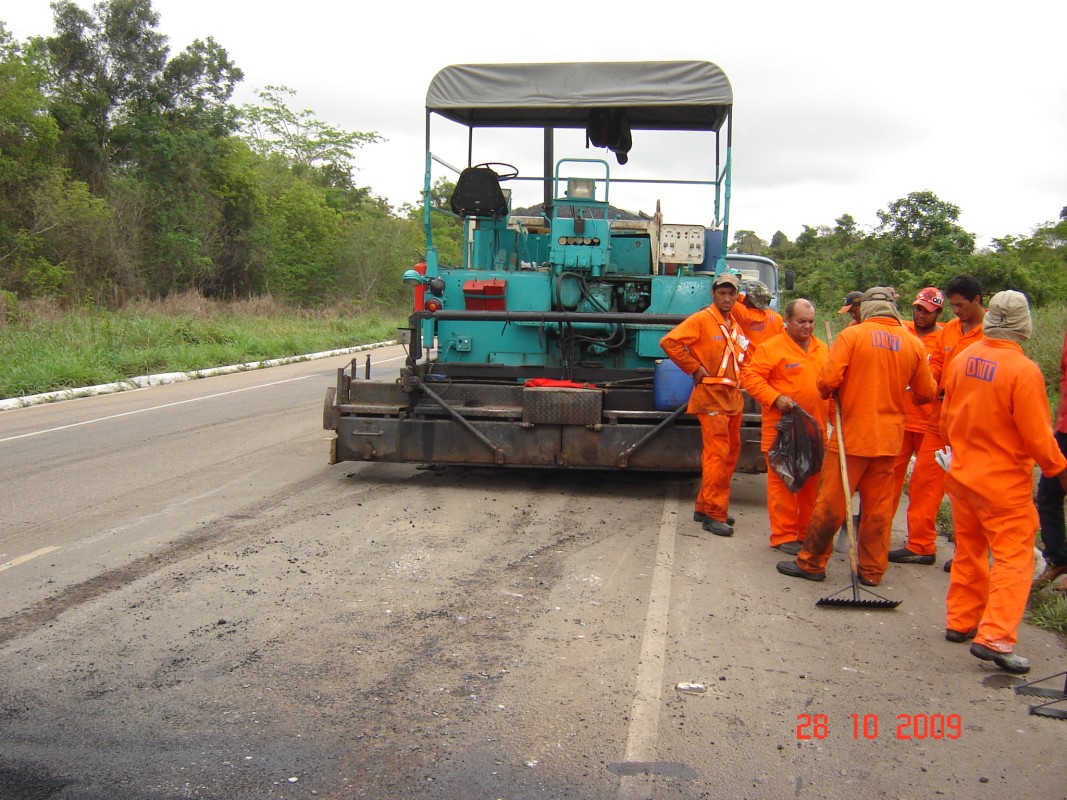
[0, 293, 403, 399]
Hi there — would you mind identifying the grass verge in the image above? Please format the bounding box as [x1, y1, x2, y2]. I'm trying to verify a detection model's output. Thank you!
[1027, 587, 1067, 636]
[0, 293, 405, 399]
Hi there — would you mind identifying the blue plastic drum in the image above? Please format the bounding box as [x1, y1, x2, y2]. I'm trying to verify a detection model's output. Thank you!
[653, 359, 693, 410]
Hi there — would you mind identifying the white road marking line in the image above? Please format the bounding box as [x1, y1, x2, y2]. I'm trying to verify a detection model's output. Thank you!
[0, 375, 314, 444]
[616, 484, 678, 800]
[69, 485, 229, 551]
[0, 546, 60, 573]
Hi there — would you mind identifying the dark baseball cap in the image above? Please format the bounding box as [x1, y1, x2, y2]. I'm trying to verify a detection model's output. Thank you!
[838, 291, 863, 314]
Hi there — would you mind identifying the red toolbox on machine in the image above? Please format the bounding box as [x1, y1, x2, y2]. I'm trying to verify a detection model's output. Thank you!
[462, 278, 507, 310]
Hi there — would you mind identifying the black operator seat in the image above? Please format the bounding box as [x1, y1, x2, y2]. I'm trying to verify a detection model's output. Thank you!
[450, 167, 509, 218]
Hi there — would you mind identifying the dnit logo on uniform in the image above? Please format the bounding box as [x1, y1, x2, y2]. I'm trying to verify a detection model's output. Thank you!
[965, 356, 998, 382]
[870, 330, 901, 352]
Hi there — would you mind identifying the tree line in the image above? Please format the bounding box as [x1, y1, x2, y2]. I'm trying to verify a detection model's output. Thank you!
[1, 2, 1064, 315]
[0, 0, 431, 311]
[736, 192, 1067, 311]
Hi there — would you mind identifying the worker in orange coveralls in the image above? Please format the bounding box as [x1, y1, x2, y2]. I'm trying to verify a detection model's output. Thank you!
[732, 279, 784, 355]
[890, 274, 985, 568]
[891, 288, 945, 516]
[741, 299, 829, 554]
[660, 272, 747, 537]
[939, 290, 1067, 674]
[776, 287, 936, 585]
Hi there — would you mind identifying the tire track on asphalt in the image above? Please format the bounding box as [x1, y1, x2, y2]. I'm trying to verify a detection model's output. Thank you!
[0, 472, 329, 648]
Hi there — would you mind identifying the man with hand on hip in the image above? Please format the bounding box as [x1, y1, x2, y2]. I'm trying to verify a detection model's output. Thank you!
[661, 272, 747, 537]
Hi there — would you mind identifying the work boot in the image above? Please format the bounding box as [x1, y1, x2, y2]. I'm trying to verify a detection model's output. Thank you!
[970, 642, 1030, 674]
[702, 519, 734, 537]
[694, 511, 735, 526]
[774, 541, 802, 556]
[943, 558, 953, 573]
[945, 628, 977, 643]
[888, 547, 935, 565]
[858, 575, 880, 587]
[775, 560, 825, 582]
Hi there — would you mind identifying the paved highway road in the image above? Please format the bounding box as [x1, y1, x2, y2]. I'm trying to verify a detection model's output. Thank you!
[0, 348, 1064, 799]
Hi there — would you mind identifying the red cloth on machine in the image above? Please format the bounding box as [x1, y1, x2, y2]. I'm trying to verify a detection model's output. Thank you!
[524, 378, 598, 389]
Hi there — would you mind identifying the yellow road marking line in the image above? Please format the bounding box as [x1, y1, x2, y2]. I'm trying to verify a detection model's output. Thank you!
[0, 546, 60, 572]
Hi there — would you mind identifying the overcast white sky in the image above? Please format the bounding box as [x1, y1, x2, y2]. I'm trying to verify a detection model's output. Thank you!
[4, 1, 1066, 248]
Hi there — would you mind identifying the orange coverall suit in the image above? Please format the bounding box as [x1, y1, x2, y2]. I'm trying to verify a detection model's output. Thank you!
[940, 338, 1067, 652]
[795, 317, 936, 581]
[903, 319, 983, 556]
[892, 321, 942, 515]
[732, 304, 784, 353]
[660, 305, 745, 524]
[741, 332, 829, 546]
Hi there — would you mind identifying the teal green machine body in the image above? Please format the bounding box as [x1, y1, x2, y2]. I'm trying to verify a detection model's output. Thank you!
[324, 61, 783, 471]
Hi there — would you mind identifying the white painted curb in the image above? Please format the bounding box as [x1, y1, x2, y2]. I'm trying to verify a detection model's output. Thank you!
[0, 340, 397, 411]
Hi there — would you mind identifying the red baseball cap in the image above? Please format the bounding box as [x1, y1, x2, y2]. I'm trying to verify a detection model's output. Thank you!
[913, 287, 945, 312]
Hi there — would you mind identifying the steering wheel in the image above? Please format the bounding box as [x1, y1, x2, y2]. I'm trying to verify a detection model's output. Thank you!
[473, 162, 519, 181]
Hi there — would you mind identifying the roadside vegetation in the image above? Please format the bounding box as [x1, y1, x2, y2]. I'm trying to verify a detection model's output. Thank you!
[0, 293, 402, 398]
[1028, 588, 1067, 636]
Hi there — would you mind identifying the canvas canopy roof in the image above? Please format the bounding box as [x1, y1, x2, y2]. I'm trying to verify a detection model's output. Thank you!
[426, 61, 732, 132]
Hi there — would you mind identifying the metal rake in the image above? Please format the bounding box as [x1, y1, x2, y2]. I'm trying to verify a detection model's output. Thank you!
[1014, 670, 1067, 720]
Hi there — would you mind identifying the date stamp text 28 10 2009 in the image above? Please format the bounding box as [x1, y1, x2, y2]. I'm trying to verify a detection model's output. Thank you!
[796, 713, 962, 741]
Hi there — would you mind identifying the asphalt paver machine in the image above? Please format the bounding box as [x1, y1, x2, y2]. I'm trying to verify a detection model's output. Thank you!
[324, 61, 785, 471]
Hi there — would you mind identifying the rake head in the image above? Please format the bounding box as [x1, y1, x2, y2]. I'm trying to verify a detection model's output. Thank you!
[816, 597, 902, 609]
[1016, 687, 1067, 700]
[1013, 670, 1067, 718]
[1029, 703, 1067, 720]
[816, 584, 901, 610]
[1014, 671, 1067, 700]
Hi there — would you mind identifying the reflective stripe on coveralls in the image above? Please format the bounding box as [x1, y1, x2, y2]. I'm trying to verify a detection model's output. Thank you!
[902, 318, 984, 556]
[741, 331, 830, 545]
[700, 322, 746, 387]
[940, 337, 1067, 652]
[791, 316, 935, 580]
[660, 304, 745, 522]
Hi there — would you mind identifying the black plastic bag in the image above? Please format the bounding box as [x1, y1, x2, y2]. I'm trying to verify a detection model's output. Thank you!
[768, 406, 825, 493]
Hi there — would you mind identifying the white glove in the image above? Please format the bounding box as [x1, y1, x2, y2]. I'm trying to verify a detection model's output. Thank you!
[935, 446, 952, 472]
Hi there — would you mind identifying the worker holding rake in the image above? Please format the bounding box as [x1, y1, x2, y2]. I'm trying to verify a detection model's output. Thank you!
[776, 287, 935, 585]
[939, 291, 1067, 674]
